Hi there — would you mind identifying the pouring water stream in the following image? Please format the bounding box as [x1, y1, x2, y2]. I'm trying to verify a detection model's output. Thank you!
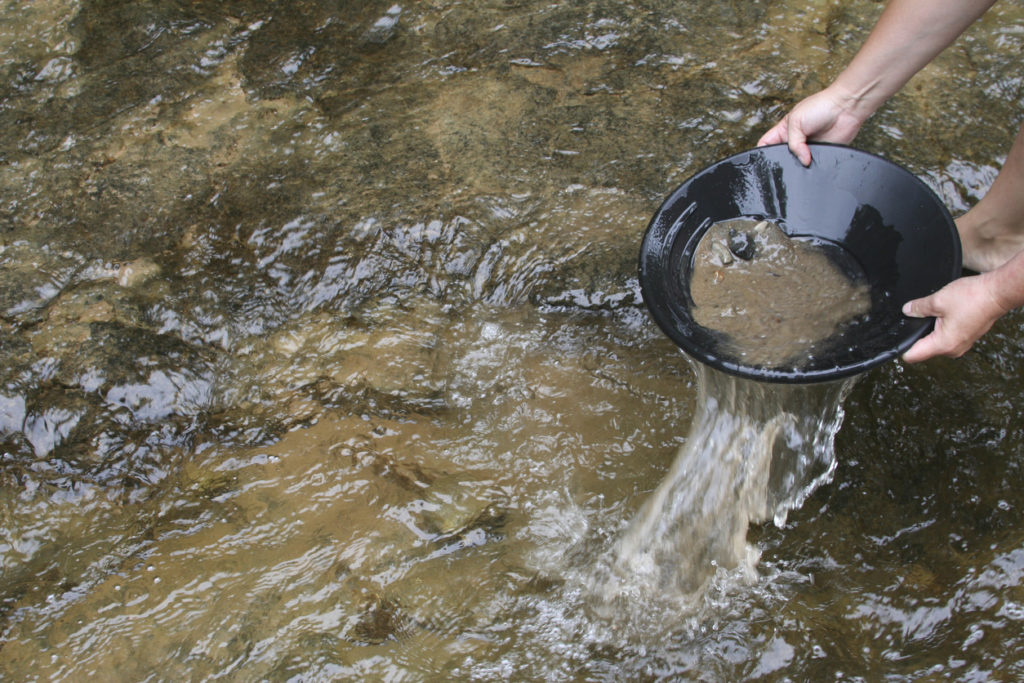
[599, 360, 856, 606]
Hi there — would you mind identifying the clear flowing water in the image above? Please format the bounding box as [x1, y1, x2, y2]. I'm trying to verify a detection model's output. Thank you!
[2, 0, 1024, 680]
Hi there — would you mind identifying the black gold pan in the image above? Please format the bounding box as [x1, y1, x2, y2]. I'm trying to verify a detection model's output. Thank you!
[638, 143, 962, 383]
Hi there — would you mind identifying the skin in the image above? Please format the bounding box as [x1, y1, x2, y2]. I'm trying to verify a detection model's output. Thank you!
[901, 248, 1024, 363]
[955, 122, 1024, 273]
[758, 0, 1024, 363]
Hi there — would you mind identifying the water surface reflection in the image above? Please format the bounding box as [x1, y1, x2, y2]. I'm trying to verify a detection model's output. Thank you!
[1, 0, 1024, 679]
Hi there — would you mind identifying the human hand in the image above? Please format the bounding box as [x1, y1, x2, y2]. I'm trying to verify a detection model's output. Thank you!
[901, 272, 1009, 363]
[756, 88, 867, 166]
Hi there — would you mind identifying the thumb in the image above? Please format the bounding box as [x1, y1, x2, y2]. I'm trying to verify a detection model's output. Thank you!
[900, 296, 942, 363]
[902, 295, 938, 319]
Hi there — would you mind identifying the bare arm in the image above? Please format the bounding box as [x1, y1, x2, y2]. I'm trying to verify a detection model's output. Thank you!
[833, 0, 998, 117]
[759, 0, 998, 164]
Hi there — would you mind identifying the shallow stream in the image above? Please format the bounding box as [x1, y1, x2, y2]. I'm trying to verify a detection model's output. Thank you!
[2, 0, 1024, 679]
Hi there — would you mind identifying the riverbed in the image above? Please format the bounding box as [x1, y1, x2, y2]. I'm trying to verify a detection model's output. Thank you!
[2, 0, 1024, 679]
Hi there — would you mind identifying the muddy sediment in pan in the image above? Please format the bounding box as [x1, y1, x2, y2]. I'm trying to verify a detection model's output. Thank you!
[689, 218, 872, 368]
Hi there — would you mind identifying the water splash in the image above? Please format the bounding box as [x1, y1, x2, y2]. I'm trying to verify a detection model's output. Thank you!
[599, 360, 856, 607]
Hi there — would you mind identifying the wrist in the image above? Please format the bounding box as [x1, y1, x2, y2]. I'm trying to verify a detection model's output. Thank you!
[824, 78, 884, 125]
[982, 251, 1024, 314]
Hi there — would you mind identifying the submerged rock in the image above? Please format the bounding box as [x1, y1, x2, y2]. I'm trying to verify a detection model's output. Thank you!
[351, 594, 415, 645]
[418, 472, 502, 538]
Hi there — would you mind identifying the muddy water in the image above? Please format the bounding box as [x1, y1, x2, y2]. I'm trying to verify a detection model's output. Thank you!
[690, 219, 871, 367]
[2, 0, 1024, 679]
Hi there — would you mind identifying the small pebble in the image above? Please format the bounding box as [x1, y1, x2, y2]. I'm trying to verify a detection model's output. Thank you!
[728, 229, 756, 260]
[710, 240, 733, 265]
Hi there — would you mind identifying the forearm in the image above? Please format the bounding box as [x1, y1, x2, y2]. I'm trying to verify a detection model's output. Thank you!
[829, 0, 997, 120]
[983, 247, 1024, 314]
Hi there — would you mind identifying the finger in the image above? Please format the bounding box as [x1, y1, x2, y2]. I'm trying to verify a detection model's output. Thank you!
[757, 121, 787, 148]
[903, 326, 976, 363]
[901, 333, 940, 364]
[902, 296, 939, 319]
[901, 298, 942, 362]
[901, 297, 943, 362]
[786, 124, 811, 166]
[794, 143, 812, 167]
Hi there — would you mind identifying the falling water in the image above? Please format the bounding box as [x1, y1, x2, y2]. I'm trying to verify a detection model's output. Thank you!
[602, 360, 857, 604]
